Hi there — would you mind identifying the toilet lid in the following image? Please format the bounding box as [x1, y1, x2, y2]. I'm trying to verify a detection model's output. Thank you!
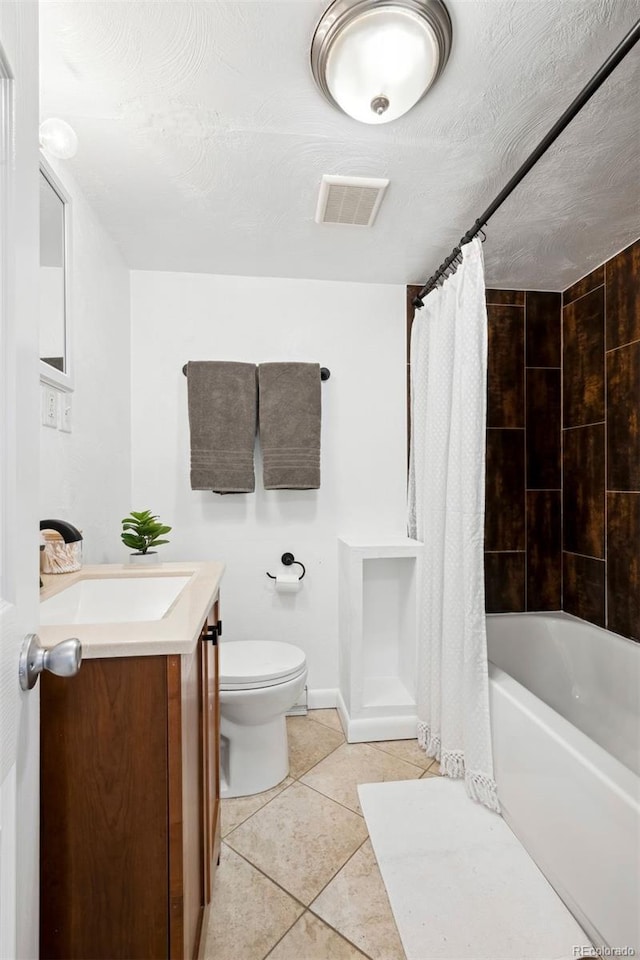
[219, 640, 307, 687]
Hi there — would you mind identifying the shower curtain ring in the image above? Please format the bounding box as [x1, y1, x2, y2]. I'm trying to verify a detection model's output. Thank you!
[478, 227, 487, 243]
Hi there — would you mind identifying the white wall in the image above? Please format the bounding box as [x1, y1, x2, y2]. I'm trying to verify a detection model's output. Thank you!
[130, 272, 407, 693]
[40, 162, 130, 562]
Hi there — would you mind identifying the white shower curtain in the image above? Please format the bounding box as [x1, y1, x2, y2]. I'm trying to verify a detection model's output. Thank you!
[408, 238, 499, 812]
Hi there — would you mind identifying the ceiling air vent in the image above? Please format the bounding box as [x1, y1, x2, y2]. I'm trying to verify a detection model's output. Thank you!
[315, 175, 389, 227]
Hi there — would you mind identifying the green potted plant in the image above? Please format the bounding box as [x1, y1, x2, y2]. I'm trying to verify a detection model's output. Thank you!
[121, 510, 172, 564]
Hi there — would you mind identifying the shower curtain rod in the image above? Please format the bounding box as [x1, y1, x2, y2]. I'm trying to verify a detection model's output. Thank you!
[412, 17, 640, 309]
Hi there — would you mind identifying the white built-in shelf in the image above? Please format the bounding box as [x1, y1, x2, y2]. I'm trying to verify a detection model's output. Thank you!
[338, 537, 423, 554]
[338, 537, 423, 743]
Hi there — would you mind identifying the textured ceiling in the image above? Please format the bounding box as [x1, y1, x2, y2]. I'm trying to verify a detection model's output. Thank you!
[39, 0, 640, 289]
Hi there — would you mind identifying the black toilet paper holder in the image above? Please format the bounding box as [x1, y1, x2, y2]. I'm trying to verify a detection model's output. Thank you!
[266, 553, 306, 581]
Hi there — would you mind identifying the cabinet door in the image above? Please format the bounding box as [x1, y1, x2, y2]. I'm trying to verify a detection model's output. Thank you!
[201, 600, 221, 901]
[41, 657, 170, 960]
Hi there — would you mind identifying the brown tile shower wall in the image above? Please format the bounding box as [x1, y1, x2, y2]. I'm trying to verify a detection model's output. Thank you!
[407, 239, 638, 641]
[483, 289, 562, 613]
[562, 238, 639, 641]
[406, 285, 563, 615]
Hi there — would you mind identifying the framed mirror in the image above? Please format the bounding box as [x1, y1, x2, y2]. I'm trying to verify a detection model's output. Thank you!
[39, 159, 73, 390]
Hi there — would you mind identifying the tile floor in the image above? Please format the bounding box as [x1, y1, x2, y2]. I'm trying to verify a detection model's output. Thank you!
[204, 709, 441, 960]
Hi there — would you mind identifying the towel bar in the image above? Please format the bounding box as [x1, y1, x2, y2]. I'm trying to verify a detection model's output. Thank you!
[182, 363, 330, 381]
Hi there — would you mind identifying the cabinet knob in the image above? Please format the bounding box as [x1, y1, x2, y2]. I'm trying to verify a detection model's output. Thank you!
[19, 633, 82, 691]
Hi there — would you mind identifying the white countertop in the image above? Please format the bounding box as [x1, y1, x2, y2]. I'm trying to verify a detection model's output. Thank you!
[39, 562, 224, 659]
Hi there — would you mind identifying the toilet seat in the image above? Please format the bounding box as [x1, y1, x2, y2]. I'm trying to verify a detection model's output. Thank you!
[219, 640, 307, 691]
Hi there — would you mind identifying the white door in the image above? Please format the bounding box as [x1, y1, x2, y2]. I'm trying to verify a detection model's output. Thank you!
[0, 3, 41, 958]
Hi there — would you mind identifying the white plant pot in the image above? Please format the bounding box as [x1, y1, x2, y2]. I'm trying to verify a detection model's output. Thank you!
[129, 551, 160, 565]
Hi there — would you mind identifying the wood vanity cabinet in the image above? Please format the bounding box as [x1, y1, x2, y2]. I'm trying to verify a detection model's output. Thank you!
[40, 601, 221, 960]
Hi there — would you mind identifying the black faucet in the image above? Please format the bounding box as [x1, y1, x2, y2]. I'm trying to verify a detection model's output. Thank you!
[40, 520, 83, 587]
[40, 519, 83, 543]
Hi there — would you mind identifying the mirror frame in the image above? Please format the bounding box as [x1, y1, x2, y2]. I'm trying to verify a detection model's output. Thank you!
[39, 156, 73, 392]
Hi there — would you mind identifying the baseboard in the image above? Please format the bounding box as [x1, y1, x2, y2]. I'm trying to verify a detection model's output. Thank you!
[345, 714, 418, 742]
[307, 688, 338, 709]
[336, 689, 349, 735]
[336, 690, 418, 742]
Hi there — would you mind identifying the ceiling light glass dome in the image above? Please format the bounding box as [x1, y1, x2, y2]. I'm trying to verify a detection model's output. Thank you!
[311, 0, 452, 124]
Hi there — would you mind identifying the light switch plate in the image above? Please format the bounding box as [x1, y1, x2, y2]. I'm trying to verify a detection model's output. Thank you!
[60, 394, 72, 433]
[41, 385, 58, 429]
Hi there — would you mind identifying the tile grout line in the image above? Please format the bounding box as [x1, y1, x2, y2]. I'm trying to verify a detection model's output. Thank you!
[305, 713, 345, 734]
[261, 912, 308, 960]
[297, 777, 369, 819]
[563, 280, 604, 308]
[227, 831, 376, 957]
[307, 833, 370, 906]
[306, 914, 380, 960]
[306, 835, 385, 960]
[262, 905, 378, 960]
[484, 549, 526, 554]
[307, 906, 392, 960]
[606, 335, 640, 355]
[291, 723, 433, 805]
[304, 714, 355, 741]
[290, 735, 347, 782]
[227, 848, 381, 960]
[310, 837, 408, 959]
[563, 420, 605, 430]
[297, 758, 431, 817]
[363, 739, 436, 773]
[221, 840, 309, 911]
[222, 716, 346, 833]
[298, 737, 430, 789]
[221, 778, 295, 841]
[223, 723, 350, 840]
[563, 549, 606, 563]
[215, 877, 303, 960]
[277, 720, 429, 796]
[523, 488, 562, 492]
[224, 748, 368, 843]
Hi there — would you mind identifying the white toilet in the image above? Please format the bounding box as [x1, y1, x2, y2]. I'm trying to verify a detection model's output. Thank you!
[219, 640, 308, 799]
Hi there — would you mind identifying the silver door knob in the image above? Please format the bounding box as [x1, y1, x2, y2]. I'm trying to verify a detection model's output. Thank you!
[19, 633, 82, 691]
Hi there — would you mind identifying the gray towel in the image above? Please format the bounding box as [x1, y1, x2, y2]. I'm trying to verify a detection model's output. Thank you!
[187, 361, 257, 493]
[258, 362, 321, 490]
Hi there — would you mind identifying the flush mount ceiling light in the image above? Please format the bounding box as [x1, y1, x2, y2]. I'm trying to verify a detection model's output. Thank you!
[311, 0, 452, 124]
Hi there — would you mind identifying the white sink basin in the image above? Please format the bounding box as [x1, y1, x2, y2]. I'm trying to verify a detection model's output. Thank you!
[40, 576, 192, 625]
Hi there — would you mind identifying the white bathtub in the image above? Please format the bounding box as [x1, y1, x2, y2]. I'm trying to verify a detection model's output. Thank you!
[487, 612, 640, 953]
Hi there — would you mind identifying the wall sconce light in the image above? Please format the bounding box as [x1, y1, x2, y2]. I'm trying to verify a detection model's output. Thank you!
[39, 118, 78, 160]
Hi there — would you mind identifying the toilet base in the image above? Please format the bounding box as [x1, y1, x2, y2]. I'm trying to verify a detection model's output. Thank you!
[220, 713, 289, 799]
